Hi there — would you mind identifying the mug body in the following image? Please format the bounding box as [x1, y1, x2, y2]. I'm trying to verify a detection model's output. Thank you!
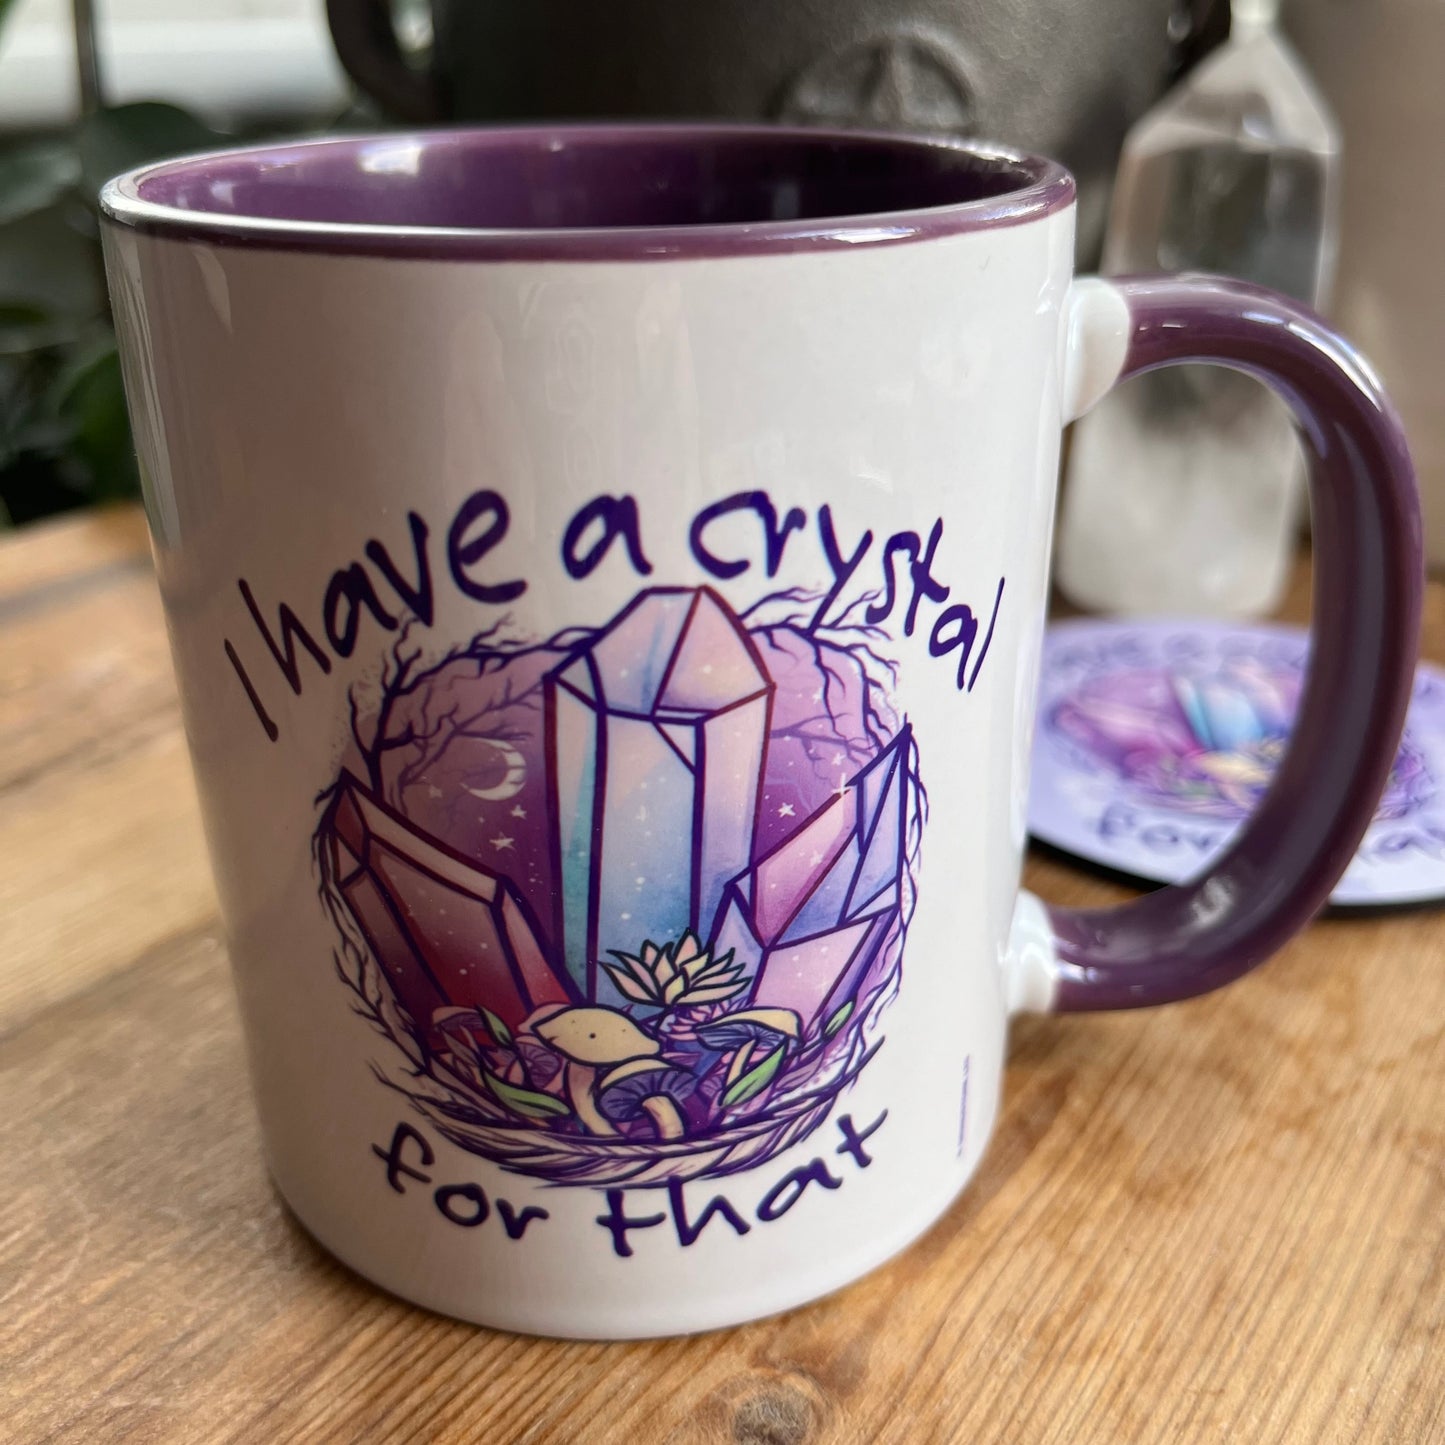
[102, 127, 1075, 1337]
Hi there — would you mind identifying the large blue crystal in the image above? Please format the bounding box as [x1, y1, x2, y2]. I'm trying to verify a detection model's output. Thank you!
[545, 588, 773, 1002]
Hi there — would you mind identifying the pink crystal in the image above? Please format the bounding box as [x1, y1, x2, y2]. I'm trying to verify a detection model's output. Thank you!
[326, 772, 574, 1036]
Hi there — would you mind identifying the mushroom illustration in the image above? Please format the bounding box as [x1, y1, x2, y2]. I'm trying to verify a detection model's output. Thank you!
[430, 1005, 490, 1050]
[428, 1006, 494, 1084]
[514, 1037, 564, 1090]
[696, 1007, 802, 1087]
[534, 1007, 661, 1137]
[597, 1059, 699, 1141]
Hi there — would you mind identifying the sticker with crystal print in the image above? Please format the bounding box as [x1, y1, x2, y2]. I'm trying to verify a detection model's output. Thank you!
[315, 584, 924, 1187]
[1029, 618, 1445, 908]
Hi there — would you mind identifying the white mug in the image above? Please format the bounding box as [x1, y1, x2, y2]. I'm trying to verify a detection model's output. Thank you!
[102, 124, 1420, 1338]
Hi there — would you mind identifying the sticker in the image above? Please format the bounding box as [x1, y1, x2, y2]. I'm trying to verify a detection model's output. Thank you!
[1029, 618, 1445, 908]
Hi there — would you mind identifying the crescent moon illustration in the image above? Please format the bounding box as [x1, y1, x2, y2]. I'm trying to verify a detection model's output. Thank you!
[461, 739, 528, 802]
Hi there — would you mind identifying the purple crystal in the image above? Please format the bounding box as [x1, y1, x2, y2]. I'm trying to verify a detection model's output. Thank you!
[545, 588, 773, 1002]
[325, 772, 574, 1037]
[712, 729, 910, 1031]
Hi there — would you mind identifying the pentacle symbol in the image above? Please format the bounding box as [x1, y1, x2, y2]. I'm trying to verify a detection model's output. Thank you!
[776, 29, 978, 134]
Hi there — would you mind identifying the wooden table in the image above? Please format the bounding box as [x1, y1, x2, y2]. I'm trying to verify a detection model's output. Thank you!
[3, 505, 1442, 1444]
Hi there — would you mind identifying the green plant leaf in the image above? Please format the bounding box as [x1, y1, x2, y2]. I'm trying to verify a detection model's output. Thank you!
[480, 1008, 513, 1049]
[721, 1044, 786, 1108]
[0, 303, 83, 357]
[823, 1000, 854, 1037]
[49, 339, 136, 500]
[77, 102, 232, 199]
[483, 1072, 571, 1121]
[6, 409, 76, 461]
[0, 449, 90, 525]
[0, 203, 104, 322]
[0, 142, 82, 227]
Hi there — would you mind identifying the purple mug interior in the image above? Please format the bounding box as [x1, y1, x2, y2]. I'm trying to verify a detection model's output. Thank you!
[99, 124, 1074, 259]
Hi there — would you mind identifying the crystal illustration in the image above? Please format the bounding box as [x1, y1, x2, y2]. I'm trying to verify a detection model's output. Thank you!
[713, 730, 909, 1031]
[317, 583, 922, 1187]
[1050, 657, 1430, 821]
[324, 772, 573, 1037]
[546, 588, 772, 1002]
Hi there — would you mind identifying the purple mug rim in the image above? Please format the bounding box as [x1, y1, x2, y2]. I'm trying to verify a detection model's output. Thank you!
[97, 122, 1075, 262]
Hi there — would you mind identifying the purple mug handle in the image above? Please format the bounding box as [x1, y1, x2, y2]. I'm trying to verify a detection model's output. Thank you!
[1048, 274, 1423, 1011]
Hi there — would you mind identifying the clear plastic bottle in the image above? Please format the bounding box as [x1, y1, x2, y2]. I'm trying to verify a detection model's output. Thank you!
[1056, 0, 1339, 617]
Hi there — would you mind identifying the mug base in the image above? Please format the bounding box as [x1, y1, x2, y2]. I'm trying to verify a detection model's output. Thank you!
[271, 1161, 979, 1340]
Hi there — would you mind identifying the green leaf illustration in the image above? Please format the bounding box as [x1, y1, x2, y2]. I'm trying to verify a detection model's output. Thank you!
[824, 1000, 855, 1037]
[721, 1044, 786, 1108]
[483, 1072, 570, 1121]
[480, 1008, 513, 1049]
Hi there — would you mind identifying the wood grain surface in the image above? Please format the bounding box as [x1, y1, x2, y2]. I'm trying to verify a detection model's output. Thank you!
[2, 507, 1442, 1444]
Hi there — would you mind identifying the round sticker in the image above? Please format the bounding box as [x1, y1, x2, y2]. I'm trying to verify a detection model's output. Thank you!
[1028, 618, 1445, 908]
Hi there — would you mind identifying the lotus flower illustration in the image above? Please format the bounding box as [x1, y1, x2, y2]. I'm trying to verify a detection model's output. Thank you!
[603, 932, 748, 1010]
[316, 586, 922, 1186]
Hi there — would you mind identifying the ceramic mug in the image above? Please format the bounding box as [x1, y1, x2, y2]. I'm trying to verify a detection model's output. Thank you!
[100, 125, 1420, 1339]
